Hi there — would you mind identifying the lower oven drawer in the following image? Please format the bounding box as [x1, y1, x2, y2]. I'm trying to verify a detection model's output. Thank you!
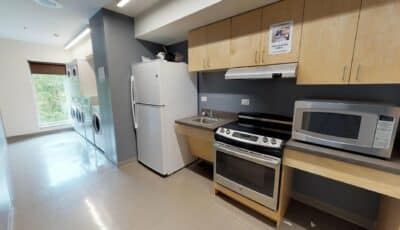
[214, 142, 281, 210]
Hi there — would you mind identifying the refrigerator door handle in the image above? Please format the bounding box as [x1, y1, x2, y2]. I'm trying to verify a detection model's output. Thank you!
[130, 75, 138, 129]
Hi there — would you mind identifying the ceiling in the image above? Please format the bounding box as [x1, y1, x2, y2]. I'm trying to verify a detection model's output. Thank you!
[0, 0, 279, 47]
[105, 0, 160, 18]
[0, 0, 113, 46]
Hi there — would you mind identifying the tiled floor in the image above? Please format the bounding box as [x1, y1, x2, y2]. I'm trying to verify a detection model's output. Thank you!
[7, 131, 364, 230]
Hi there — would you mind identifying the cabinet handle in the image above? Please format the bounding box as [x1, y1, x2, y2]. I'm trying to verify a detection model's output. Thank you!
[342, 66, 347, 81]
[356, 64, 361, 81]
[255, 51, 258, 64]
[207, 58, 210, 68]
[261, 50, 265, 63]
[203, 59, 206, 69]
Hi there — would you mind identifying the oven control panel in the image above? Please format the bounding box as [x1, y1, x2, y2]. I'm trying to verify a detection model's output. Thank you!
[216, 128, 283, 149]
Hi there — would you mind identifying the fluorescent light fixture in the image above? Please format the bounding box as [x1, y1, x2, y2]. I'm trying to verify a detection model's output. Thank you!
[64, 28, 91, 50]
[117, 0, 130, 8]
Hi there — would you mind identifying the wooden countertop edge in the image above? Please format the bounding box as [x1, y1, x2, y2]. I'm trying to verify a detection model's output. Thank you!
[283, 148, 400, 200]
[285, 140, 400, 175]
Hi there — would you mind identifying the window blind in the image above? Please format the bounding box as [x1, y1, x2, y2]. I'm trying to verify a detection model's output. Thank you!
[28, 61, 66, 75]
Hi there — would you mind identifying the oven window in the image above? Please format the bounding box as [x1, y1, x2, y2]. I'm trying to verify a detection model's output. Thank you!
[302, 112, 361, 139]
[216, 151, 275, 197]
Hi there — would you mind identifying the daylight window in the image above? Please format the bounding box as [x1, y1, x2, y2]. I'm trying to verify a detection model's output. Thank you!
[29, 61, 70, 127]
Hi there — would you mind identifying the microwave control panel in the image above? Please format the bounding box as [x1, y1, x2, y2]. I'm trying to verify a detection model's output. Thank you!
[373, 115, 396, 149]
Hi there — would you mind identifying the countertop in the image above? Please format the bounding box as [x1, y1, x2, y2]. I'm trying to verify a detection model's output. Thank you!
[175, 111, 236, 131]
[285, 139, 400, 175]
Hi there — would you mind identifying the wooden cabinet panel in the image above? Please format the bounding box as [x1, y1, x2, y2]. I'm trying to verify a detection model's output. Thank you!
[261, 0, 305, 65]
[297, 0, 361, 85]
[188, 27, 207, 72]
[230, 9, 263, 68]
[206, 19, 231, 70]
[350, 0, 400, 84]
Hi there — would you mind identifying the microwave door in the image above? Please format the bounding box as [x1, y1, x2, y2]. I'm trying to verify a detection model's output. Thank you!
[293, 109, 378, 149]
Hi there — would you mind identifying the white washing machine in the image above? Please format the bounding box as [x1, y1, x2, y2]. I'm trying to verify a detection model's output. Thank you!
[70, 104, 79, 132]
[91, 105, 105, 152]
[74, 99, 86, 138]
[81, 97, 95, 145]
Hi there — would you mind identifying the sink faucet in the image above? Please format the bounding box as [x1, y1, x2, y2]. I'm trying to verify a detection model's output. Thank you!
[201, 108, 217, 119]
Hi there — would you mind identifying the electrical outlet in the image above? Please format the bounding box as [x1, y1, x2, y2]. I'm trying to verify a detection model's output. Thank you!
[241, 98, 250, 106]
[201, 96, 208, 102]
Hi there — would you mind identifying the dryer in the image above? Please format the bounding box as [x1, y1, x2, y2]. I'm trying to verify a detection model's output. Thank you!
[70, 104, 79, 132]
[81, 97, 95, 145]
[74, 99, 86, 138]
[91, 105, 105, 152]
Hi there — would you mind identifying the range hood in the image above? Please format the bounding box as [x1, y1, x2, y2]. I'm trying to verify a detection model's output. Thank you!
[225, 63, 297, 80]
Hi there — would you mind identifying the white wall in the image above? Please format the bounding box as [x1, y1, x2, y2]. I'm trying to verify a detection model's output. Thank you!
[0, 38, 72, 137]
[70, 35, 93, 59]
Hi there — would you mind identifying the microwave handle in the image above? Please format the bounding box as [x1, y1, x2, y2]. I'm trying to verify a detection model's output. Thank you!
[215, 142, 281, 168]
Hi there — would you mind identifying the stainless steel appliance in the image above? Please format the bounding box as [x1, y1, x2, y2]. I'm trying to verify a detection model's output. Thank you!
[292, 100, 400, 159]
[214, 113, 292, 211]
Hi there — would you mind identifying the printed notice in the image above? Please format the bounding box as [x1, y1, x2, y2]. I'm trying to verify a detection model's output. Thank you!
[373, 119, 395, 149]
[98, 67, 106, 83]
[269, 21, 293, 55]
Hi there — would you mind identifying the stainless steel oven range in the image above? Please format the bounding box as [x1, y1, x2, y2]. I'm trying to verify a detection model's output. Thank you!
[214, 113, 292, 211]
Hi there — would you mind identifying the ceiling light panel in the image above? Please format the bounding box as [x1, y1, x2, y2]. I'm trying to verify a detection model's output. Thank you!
[33, 0, 63, 8]
[117, 0, 131, 8]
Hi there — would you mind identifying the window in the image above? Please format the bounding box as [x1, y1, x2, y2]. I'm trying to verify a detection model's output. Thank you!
[29, 61, 69, 127]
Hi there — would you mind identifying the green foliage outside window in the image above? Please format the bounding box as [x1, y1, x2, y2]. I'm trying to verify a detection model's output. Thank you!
[32, 74, 69, 126]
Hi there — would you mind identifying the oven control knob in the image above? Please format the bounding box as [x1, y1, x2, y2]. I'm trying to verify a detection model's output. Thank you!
[220, 128, 225, 133]
[226, 129, 231, 135]
[263, 137, 269, 143]
[270, 138, 277, 145]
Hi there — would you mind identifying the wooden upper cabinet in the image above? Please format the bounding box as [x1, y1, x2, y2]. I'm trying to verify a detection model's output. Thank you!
[350, 0, 400, 84]
[230, 9, 263, 68]
[206, 19, 231, 70]
[260, 0, 305, 65]
[297, 0, 361, 85]
[188, 27, 207, 72]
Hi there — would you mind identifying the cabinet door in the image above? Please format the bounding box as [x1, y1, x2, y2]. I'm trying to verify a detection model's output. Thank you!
[230, 9, 263, 68]
[206, 19, 231, 70]
[297, 0, 361, 84]
[350, 0, 400, 84]
[188, 27, 207, 72]
[261, 0, 305, 65]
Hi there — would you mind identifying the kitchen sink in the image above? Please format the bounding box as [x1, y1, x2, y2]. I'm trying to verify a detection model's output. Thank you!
[191, 117, 219, 125]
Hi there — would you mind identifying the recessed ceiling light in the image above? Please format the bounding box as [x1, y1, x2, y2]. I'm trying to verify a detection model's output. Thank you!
[64, 28, 91, 50]
[117, 0, 131, 8]
[33, 0, 63, 9]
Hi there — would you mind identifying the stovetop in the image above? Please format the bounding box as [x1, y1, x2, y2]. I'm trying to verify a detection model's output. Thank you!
[215, 112, 293, 157]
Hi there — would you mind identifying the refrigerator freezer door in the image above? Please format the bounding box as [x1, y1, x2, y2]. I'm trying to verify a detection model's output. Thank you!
[130, 75, 138, 129]
[135, 103, 166, 175]
[132, 62, 163, 105]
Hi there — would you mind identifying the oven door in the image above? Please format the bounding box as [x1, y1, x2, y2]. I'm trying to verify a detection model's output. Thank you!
[214, 142, 281, 211]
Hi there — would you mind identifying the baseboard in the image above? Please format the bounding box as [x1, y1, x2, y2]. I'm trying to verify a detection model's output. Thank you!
[117, 157, 136, 167]
[291, 191, 374, 230]
[7, 127, 73, 143]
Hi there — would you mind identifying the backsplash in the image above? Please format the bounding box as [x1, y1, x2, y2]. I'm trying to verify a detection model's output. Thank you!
[199, 72, 400, 116]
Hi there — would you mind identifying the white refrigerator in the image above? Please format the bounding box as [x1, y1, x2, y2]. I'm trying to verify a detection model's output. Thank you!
[131, 60, 198, 176]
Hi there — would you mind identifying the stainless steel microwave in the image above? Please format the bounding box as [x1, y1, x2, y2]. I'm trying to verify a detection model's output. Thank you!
[292, 100, 400, 159]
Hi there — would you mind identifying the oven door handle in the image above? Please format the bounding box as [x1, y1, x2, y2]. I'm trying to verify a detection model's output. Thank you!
[215, 142, 281, 168]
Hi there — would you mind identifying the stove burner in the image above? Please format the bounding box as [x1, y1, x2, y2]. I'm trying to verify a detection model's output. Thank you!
[215, 112, 293, 157]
